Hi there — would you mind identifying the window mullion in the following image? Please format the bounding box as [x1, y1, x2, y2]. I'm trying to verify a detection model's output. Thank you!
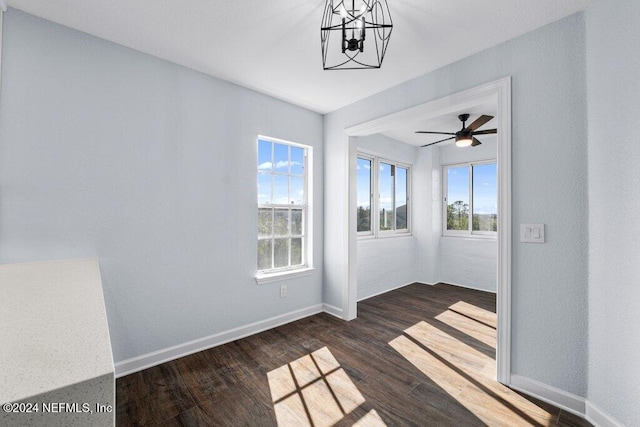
[271, 236, 275, 270]
[374, 158, 379, 238]
[469, 164, 473, 233]
[288, 208, 292, 267]
[392, 165, 396, 231]
[443, 165, 448, 234]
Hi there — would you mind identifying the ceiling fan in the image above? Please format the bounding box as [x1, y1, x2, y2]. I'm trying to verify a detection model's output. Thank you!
[416, 114, 497, 148]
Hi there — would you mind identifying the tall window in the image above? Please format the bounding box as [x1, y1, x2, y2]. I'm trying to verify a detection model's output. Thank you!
[357, 154, 410, 237]
[257, 137, 310, 274]
[443, 161, 497, 236]
[357, 157, 372, 232]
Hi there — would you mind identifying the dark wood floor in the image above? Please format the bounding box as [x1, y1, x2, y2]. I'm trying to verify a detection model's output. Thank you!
[116, 283, 591, 426]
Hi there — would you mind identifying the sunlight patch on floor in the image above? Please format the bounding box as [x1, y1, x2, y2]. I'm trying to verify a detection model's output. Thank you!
[434, 309, 496, 349]
[390, 303, 558, 426]
[406, 321, 494, 376]
[267, 346, 384, 427]
[448, 301, 497, 329]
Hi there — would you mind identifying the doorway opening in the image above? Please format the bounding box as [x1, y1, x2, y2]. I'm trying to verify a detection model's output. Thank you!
[342, 78, 512, 384]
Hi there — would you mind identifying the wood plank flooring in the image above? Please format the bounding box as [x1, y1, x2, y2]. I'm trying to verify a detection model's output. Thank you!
[116, 283, 591, 426]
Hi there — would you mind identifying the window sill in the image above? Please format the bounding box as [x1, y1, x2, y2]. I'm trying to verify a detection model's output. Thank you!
[378, 231, 412, 239]
[357, 233, 376, 240]
[255, 267, 315, 285]
[442, 233, 497, 241]
[358, 232, 413, 241]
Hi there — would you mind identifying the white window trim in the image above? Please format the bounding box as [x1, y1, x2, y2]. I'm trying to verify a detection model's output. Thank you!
[357, 151, 411, 239]
[356, 153, 375, 238]
[442, 159, 497, 239]
[256, 135, 313, 283]
[255, 267, 315, 285]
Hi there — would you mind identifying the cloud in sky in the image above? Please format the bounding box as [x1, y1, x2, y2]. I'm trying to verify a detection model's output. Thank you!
[258, 161, 302, 170]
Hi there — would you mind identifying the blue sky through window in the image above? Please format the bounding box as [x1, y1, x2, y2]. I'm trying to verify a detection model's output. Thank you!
[258, 139, 305, 205]
[379, 163, 393, 213]
[356, 158, 371, 208]
[472, 163, 497, 214]
[447, 163, 497, 214]
[447, 166, 469, 206]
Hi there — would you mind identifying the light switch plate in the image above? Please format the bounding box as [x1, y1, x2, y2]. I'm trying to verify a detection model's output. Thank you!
[521, 224, 545, 243]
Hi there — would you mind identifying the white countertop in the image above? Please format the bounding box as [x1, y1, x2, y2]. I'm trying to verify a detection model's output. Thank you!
[0, 258, 114, 404]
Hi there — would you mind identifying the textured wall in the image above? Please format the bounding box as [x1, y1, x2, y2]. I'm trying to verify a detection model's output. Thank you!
[357, 238, 417, 300]
[586, 0, 640, 425]
[439, 238, 496, 292]
[325, 13, 588, 395]
[0, 10, 324, 363]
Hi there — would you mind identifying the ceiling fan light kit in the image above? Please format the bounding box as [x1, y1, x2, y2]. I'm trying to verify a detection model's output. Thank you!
[321, 0, 393, 70]
[416, 114, 497, 148]
[455, 135, 473, 147]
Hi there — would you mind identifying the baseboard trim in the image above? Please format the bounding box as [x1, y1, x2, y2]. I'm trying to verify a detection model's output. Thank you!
[115, 304, 324, 378]
[586, 401, 624, 427]
[322, 303, 343, 318]
[357, 281, 423, 302]
[437, 281, 497, 294]
[509, 374, 586, 417]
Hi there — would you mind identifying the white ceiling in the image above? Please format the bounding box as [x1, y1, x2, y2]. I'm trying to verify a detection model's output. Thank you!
[7, 0, 591, 114]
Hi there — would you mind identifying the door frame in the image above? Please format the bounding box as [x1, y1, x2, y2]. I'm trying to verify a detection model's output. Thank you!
[341, 77, 512, 384]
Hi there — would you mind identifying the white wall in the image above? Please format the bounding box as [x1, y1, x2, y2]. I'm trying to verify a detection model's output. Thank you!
[0, 10, 324, 364]
[586, 0, 640, 425]
[438, 138, 497, 292]
[414, 143, 441, 285]
[355, 134, 418, 301]
[325, 13, 588, 396]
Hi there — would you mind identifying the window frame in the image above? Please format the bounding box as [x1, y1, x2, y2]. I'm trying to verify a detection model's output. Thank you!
[442, 159, 497, 238]
[356, 153, 375, 237]
[357, 151, 412, 239]
[256, 135, 313, 282]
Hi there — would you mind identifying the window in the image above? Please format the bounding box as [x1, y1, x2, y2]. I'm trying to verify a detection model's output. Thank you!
[357, 153, 410, 237]
[443, 161, 497, 236]
[257, 136, 311, 276]
[356, 156, 372, 232]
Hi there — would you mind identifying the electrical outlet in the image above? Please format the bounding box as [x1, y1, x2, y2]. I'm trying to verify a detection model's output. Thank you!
[280, 285, 287, 298]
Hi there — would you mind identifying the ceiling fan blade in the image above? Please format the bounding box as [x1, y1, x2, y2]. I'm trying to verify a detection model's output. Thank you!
[472, 129, 497, 135]
[465, 115, 494, 132]
[421, 136, 455, 147]
[471, 137, 482, 147]
[415, 131, 456, 135]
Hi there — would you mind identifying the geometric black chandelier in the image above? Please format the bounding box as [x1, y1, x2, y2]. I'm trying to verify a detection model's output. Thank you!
[321, 0, 393, 70]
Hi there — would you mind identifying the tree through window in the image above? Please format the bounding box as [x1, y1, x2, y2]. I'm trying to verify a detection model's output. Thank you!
[444, 161, 497, 235]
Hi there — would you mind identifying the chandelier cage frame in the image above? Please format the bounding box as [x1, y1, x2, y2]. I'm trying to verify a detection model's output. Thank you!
[321, 0, 393, 70]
